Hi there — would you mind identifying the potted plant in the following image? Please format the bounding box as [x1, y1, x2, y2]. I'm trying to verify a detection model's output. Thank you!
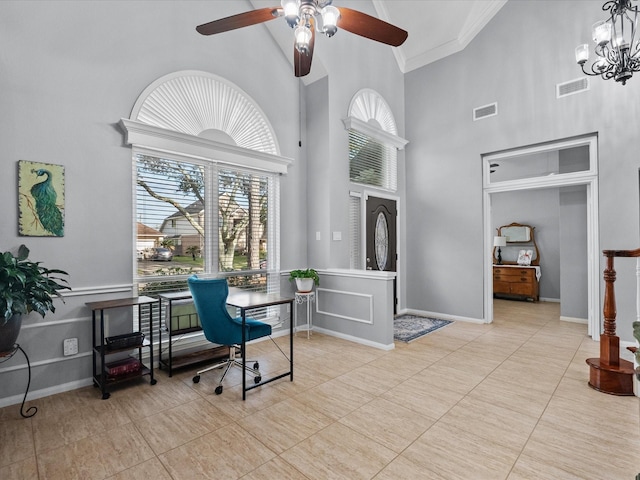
[0, 244, 69, 354]
[289, 268, 319, 293]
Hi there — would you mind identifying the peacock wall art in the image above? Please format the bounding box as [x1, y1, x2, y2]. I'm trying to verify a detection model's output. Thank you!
[18, 160, 65, 237]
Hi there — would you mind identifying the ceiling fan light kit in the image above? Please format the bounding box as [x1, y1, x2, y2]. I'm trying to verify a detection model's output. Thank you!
[575, 0, 640, 85]
[196, 0, 407, 77]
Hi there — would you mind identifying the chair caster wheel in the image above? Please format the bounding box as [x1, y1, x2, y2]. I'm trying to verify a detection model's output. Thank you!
[193, 375, 200, 383]
[253, 362, 259, 370]
[102, 392, 110, 400]
[254, 376, 261, 384]
[215, 385, 223, 395]
[150, 379, 157, 385]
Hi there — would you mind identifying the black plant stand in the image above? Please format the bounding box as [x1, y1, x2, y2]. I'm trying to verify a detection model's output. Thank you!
[0, 344, 37, 418]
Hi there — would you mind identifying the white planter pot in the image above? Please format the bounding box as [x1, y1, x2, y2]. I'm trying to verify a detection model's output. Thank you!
[295, 278, 314, 293]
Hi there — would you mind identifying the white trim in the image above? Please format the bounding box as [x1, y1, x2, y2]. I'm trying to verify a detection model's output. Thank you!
[404, 308, 484, 324]
[120, 119, 292, 174]
[0, 378, 94, 409]
[342, 116, 408, 150]
[21, 315, 90, 329]
[318, 268, 396, 280]
[62, 284, 133, 297]
[313, 326, 394, 351]
[482, 134, 600, 336]
[316, 288, 374, 324]
[0, 351, 92, 375]
[560, 316, 588, 324]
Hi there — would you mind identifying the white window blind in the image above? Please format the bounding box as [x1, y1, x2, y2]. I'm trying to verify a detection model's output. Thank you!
[134, 152, 280, 325]
[349, 192, 362, 269]
[349, 129, 397, 191]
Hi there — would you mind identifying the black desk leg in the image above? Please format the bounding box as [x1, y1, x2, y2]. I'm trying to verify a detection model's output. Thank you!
[241, 309, 247, 401]
[289, 300, 294, 381]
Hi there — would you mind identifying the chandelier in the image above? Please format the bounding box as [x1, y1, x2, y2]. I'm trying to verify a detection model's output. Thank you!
[575, 0, 640, 85]
[281, 0, 340, 53]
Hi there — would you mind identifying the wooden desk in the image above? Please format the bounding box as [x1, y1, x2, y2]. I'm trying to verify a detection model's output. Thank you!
[226, 291, 294, 400]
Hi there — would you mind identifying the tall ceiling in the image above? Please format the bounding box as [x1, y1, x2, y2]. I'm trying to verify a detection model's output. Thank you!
[245, 0, 507, 83]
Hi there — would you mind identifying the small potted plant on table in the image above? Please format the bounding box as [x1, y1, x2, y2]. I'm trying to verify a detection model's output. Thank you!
[289, 268, 319, 293]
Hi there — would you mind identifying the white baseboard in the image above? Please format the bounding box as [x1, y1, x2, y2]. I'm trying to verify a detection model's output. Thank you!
[313, 326, 395, 351]
[403, 309, 485, 324]
[0, 378, 94, 409]
[560, 315, 588, 324]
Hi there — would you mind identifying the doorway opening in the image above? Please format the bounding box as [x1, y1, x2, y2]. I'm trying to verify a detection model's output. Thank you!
[482, 134, 600, 338]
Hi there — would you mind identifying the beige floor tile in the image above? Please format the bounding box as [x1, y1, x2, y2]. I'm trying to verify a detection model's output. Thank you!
[113, 376, 201, 419]
[106, 457, 173, 480]
[338, 397, 434, 453]
[520, 420, 640, 479]
[373, 454, 449, 479]
[135, 398, 235, 454]
[280, 422, 397, 480]
[381, 375, 466, 421]
[437, 395, 538, 451]
[240, 456, 308, 479]
[2, 299, 639, 480]
[333, 363, 403, 396]
[403, 422, 520, 479]
[0, 456, 39, 480]
[0, 417, 35, 467]
[467, 376, 553, 418]
[36, 422, 155, 480]
[32, 397, 133, 454]
[237, 397, 333, 454]
[293, 378, 375, 420]
[159, 423, 275, 479]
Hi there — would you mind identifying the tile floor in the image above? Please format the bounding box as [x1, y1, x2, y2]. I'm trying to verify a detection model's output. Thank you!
[1, 299, 639, 479]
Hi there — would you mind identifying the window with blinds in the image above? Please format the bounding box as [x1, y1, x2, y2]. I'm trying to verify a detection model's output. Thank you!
[134, 152, 279, 324]
[349, 129, 397, 191]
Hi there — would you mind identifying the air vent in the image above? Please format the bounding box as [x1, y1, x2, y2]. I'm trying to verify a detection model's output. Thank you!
[473, 102, 498, 121]
[557, 77, 589, 98]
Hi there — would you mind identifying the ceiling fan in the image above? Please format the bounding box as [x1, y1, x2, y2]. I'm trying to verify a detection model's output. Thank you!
[196, 0, 408, 77]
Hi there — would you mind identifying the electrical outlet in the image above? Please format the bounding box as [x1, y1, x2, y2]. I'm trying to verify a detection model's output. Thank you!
[63, 338, 78, 356]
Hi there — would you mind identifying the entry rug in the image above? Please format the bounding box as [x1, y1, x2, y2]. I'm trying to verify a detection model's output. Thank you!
[393, 315, 453, 343]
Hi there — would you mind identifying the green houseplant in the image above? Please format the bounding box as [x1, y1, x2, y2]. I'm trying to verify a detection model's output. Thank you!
[289, 268, 319, 293]
[0, 244, 69, 353]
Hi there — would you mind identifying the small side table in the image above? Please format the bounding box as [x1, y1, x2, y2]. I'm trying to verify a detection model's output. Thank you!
[294, 291, 315, 339]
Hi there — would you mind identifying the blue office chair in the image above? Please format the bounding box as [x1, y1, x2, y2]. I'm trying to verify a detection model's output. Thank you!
[187, 275, 272, 395]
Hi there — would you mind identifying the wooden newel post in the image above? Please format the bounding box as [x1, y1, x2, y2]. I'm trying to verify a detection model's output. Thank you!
[585, 249, 635, 395]
[600, 254, 619, 365]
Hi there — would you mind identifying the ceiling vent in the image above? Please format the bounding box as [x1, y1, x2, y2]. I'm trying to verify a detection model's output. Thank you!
[473, 102, 498, 121]
[557, 77, 589, 98]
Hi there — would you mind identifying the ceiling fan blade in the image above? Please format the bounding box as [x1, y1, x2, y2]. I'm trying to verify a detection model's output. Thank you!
[196, 7, 281, 36]
[336, 7, 408, 47]
[294, 22, 315, 77]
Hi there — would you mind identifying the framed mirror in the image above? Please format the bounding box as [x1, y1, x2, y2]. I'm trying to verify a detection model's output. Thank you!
[500, 224, 531, 243]
[494, 222, 539, 265]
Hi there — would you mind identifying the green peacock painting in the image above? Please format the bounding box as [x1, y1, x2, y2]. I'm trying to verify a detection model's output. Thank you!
[18, 160, 65, 237]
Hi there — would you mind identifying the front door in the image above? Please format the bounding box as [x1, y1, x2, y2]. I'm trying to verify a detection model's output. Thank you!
[366, 196, 397, 311]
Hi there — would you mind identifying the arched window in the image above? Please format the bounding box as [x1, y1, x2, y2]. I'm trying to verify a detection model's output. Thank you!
[121, 71, 290, 322]
[343, 89, 407, 191]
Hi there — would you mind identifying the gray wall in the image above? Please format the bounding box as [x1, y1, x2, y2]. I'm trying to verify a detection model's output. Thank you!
[405, 0, 640, 338]
[0, 0, 406, 403]
[0, 0, 309, 401]
[492, 189, 561, 300]
[560, 186, 588, 319]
